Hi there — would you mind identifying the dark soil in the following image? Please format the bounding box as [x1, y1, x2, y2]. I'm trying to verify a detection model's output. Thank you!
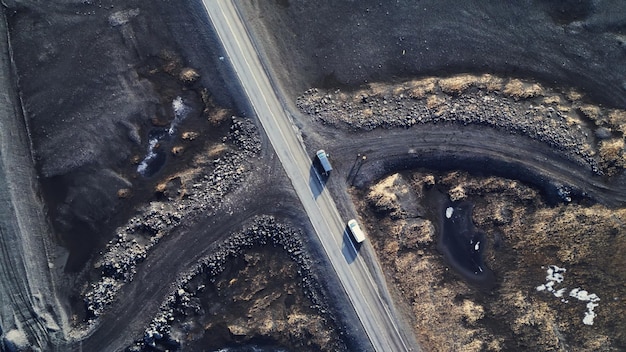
[4, 2, 364, 351]
[121, 216, 355, 352]
[5, 0, 626, 350]
[5, 0, 242, 273]
[238, 0, 626, 109]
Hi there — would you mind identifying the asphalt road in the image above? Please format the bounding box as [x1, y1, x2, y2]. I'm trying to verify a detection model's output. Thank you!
[202, 1, 417, 351]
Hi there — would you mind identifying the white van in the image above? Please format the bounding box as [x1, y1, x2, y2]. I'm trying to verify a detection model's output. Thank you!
[348, 219, 366, 243]
[316, 149, 333, 176]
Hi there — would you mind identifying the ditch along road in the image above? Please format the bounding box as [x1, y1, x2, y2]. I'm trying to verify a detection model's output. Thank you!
[202, 0, 418, 351]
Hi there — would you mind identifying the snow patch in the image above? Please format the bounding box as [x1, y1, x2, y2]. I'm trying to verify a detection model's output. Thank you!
[570, 288, 600, 326]
[136, 97, 189, 176]
[535, 265, 600, 325]
[108, 9, 140, 27]
[5, 328, 28, 349]
[535, 265, 566, 294]
[168, 96, 189, 135]
[554, 288, 567, 298]
[547, 265, 566, 283]
[137, 138, 159, 175]
[445, 207, 454, 219]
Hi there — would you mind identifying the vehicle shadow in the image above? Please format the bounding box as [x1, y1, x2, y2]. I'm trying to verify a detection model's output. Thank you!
[341, 229, 360, 264]
[309, 163, 327, 199]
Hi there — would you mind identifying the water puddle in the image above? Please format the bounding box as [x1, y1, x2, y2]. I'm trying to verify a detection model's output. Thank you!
[426, 188, 496, 289]
[137, 96, 190, 177]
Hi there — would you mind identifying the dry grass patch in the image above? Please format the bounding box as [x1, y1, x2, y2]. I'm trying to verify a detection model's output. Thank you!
[438, 74, 479, 95]
[407, 77, 437, 99]
[608, 109, 626, 134]
[598, 138, 626, 176]
[426, 94, 446, 111]
[503, 79, 544, 100]
[578, 104, 603, 121]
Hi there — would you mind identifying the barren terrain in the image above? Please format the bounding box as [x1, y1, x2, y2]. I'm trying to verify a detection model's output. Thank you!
[292, 76, 626, 350]
[1, 1, 360, 351]
[2, 0, 626, 351]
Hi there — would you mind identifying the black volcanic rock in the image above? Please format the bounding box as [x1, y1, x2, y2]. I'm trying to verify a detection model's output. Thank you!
[240, 0, 626, 108]
[5, 0, 237, 271]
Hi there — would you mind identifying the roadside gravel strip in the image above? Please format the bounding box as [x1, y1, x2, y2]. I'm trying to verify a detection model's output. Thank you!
[0, 10, 66, 351]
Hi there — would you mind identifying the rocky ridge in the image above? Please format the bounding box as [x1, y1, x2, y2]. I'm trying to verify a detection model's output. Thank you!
[297, 74, 626, 176]
[82, 116, 261, 322]
[126, 215, 346, 352]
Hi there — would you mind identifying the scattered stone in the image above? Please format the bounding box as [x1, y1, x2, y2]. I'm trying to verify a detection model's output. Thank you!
[296, 74, 622, 175]
[83, 115, 262, 322]
[178, 67, 200, 84]
[181, 131, 199, 141]
[171, 146, 184, 156]
[117, 188, 131, 199]
[125, 216, 346, 351]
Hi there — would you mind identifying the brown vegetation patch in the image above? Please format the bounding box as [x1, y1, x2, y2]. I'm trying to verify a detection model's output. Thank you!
[598, 138, 626, 176]
[502, 78, 544, 100]
[298, 73, 626, 176]
[407, 78, 437, 99]
[353, 171, 626, 351]
[168, 246, 346, 351]
[179, 67, 200, 84]
[439, 75, 478, 95]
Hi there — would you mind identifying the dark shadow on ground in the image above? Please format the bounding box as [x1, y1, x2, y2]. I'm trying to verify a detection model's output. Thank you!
[432, 193, 496, 290]
[309, 163, 326, 199]
[341, 229, 360, 264]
